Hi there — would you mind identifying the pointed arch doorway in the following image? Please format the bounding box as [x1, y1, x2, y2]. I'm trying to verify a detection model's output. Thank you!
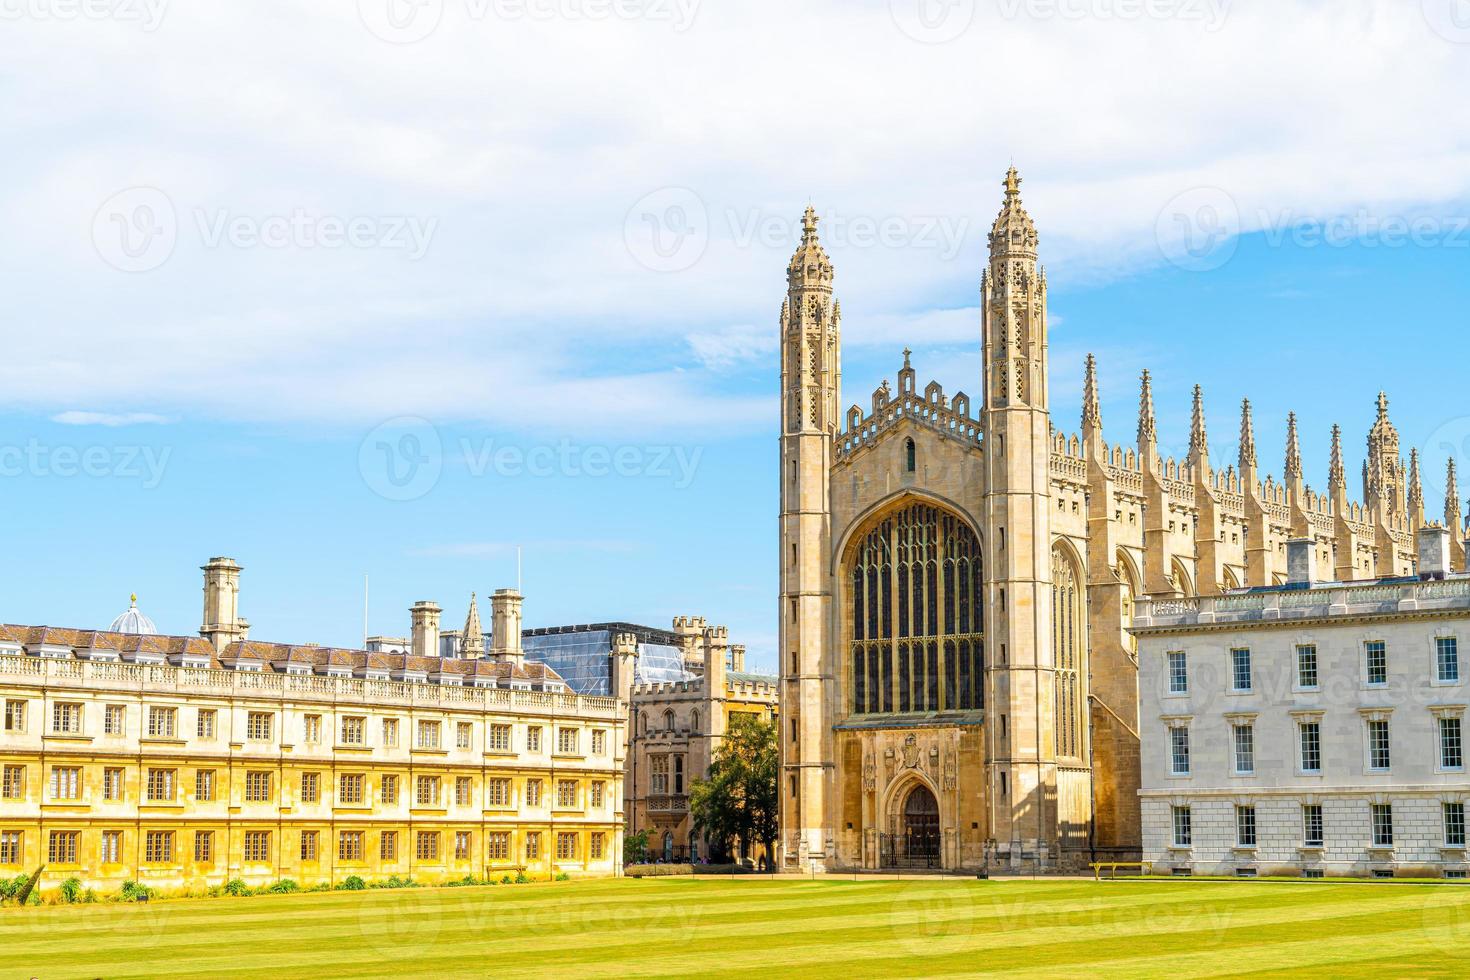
[902, 783, 940, 865]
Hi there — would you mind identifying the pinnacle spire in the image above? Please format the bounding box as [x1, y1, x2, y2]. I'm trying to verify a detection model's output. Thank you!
[1447, 458, 1462, 529]
[1376, 390, 1390, 422]
[1408, 448, 1424, 521]
[461, 592, 484, 658]
[1284, 412, 1302, 483]
[1081, 353, 1102, 434]
[1238, 398, 1256, 471]
[1189, 384, 1209, 461]
[1329, 424, 1345, 490]
[1137, 369, 1157, 450]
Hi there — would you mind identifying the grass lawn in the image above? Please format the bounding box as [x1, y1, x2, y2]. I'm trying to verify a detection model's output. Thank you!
[5, 876, 1470, 978]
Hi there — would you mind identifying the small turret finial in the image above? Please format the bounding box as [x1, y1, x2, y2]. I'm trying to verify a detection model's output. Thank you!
[1003, 166, 1021, 201]
[1189, 384, 1209, 461]
[1137, 369, 1157, 450]
[1447, 458, 1462, 529]
[1285, 411, 1302, 482]
[1239, 398, 1256, 470]
[1329, 424, 1345, 490]
[1082, 353, 1102, 433]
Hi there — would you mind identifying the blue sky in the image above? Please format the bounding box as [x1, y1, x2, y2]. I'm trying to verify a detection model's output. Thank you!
[3, 2, 1470, 672]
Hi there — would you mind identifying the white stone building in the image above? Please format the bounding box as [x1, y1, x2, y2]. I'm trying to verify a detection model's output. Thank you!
[1134, 529, 1470, 878]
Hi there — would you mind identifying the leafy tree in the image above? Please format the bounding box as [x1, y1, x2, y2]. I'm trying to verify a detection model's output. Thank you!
[689, 715, 778, 862]
[623, 828, 650, 865]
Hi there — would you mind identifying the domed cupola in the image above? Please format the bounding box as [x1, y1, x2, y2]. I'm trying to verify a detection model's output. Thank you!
[988, 167, 1039, 261]
[786, 206, 834, 289]
[109, 594, 159, 635]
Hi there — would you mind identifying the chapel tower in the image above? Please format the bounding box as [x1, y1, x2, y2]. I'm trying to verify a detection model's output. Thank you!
[778, 207, 841, 870]
[979, 168, 1070, 861]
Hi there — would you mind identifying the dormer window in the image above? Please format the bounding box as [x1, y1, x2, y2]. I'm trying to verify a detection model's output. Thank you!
[365, 670, 390, 681]
[179, 656, 210, 670]
[38, 646, 72, 660]
[233, 661, 262, 673]
[285, 665, 311, 676]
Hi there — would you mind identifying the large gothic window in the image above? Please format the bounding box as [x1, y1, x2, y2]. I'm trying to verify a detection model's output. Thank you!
[1052, 547, 1085, 759]
[848, 502, 983, 715]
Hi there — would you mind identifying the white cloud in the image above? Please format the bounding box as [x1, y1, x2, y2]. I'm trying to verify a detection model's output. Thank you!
[50, 411, 172, 427]
[686, 324, 777, 368]
[1, 1, 1468, 434]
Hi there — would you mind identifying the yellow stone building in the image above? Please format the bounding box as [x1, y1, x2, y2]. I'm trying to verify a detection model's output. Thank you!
[778, 169, 1462, 873]
[0, 560, 625, 895]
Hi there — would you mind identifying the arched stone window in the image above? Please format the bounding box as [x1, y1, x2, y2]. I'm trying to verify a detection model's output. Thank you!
[663, 709, 675, 732]
[690, 709, 700, 734]
[847, 500, 984, 715]
[905, 438, 916, 473]
[1052, 545, 1086, 759]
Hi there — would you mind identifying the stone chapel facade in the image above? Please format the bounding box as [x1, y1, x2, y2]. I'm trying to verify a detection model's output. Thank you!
[777, 169, 1461, 873]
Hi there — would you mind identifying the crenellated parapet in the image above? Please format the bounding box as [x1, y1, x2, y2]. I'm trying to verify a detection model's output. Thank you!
[835, 349, 981, 462]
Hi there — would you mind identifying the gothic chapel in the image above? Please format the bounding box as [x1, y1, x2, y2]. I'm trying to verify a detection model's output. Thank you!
[777, 169, 1448, 872]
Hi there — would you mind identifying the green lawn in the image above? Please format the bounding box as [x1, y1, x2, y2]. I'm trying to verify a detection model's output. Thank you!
[5, 876, 1470, 978]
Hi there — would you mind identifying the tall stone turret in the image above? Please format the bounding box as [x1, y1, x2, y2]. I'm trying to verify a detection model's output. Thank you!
[981, 167, 1065, 866]
[777, 206, 840, 871]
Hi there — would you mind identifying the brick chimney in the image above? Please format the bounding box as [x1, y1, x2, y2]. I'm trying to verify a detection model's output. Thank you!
[410, 601, 441, 659]
[1418, 524, 1452, 581]
[490, 589, 524, 661]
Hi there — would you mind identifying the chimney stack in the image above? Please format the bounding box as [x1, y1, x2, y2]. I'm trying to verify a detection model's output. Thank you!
[490, 589, 524, 661]
[1285, 538, 1316, 586]
[200, 557, 248, 651]
[1418, 524, 1452, 581]
[410, 601, 441, 659]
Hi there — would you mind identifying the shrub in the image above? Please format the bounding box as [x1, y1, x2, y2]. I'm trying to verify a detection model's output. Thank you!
[555, 872, 570, 882]
[624, 863, 695, 878]
[0, 875, 26, 901]
[82, 888, 99, 904]
[445, 874, 483, 888]
[223, 878, 252, 897]
[119, 880, 153, 903]
[338, 875, 366, 891]
[500, 874, 513, 885]
[266, 879, 299, 894]
[59, 878, 83, 904]
[513, 871, 530, 885]
[307, 882, 331, 893]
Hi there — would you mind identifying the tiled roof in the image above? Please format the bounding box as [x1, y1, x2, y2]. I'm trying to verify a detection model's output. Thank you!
[0, 624, 564, 686]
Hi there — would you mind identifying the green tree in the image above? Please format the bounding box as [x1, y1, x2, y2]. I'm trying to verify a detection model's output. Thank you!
[623, 828, 650, 865]
[689, 715, 778, 863]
